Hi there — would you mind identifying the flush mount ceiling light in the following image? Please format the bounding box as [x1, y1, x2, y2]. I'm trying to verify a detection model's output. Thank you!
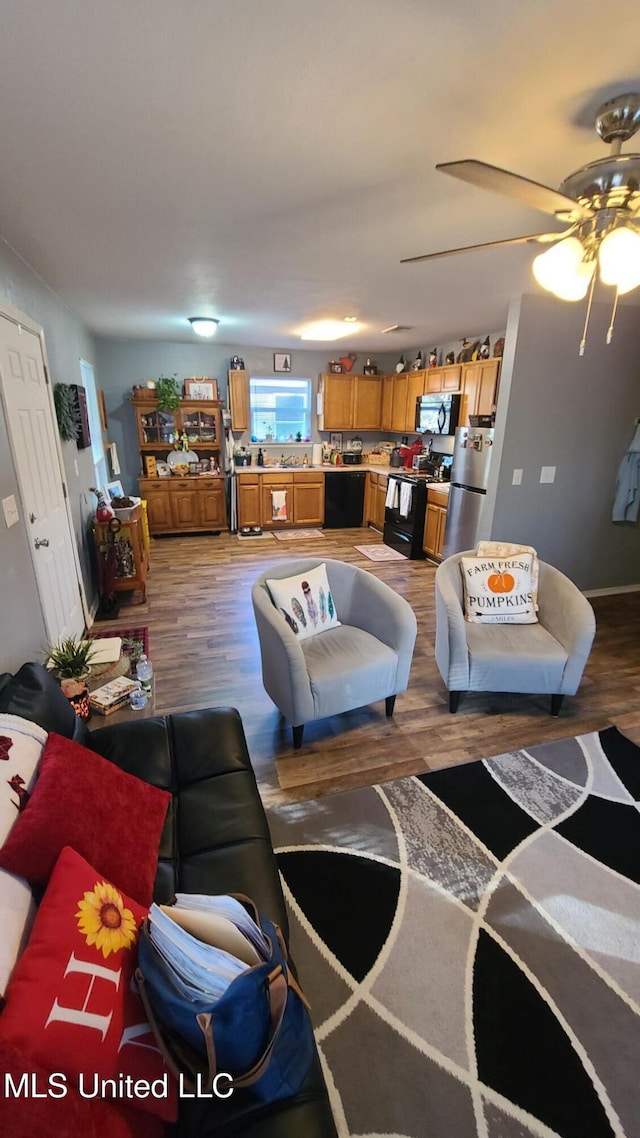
[300, 318, 363, 340]
[188, 317, 219, 337]
[402, 92, 640, 353]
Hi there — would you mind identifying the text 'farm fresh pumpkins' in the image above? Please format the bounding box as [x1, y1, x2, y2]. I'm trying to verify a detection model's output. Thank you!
[487, 570, 515, 593]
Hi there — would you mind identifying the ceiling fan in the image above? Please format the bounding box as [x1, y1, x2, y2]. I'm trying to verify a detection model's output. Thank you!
[402, 93, 640, 351]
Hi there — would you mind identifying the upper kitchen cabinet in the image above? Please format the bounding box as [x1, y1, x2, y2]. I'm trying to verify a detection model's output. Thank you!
[380, 374, 394, 431]
[460, 359, 500, 425]
[318, 373, 381, 430]
[424, 364, 462, 394]
[228, 369, 249, 432]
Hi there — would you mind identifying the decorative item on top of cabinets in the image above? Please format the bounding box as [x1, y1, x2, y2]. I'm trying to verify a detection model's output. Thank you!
[429, 348, 437, 368]
[363, 358, 378, 375]
[493, 336, 505, 357]
[183, 378, 218, 400]
[229, 355, 245, 370]
[457, 338, 469, 363]
[480, 335, 491, 359]
[411, 351, 424, 371]
[155, 375, 181, 411]
[469, 340, 482, 361]
[328, 360, 343, 373]
[340, 352, 357, 372]
[395, 354, 406, 374]
[445, 350, 455, 365]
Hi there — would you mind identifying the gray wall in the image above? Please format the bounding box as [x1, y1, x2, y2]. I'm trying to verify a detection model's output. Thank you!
[484, 293, 640, 591]
[0, 237, 97, 671]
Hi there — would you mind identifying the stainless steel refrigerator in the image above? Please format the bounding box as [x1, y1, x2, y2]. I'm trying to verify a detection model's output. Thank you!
[442, 427, 495, 557]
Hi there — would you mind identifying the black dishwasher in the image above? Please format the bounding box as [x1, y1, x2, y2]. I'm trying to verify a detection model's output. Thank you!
[324, 471, 366, 528]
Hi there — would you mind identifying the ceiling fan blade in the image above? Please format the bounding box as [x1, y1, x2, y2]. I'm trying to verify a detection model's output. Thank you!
[436, 160, 595, 222]
[400, 228, 575, 265]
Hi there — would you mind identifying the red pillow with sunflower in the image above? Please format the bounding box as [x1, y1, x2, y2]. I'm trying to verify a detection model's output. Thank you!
[0, 847, 177, 1123]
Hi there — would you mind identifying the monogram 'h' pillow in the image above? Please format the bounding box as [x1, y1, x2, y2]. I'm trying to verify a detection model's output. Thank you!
[266, 563, 341, 641]
[460, 553, 538, 624]
[0, 846, 177, 1123]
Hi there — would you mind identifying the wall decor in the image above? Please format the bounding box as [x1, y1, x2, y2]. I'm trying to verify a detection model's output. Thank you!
[70, 384, 91, 449]
[184, 378, 218, 400]
[53, 383, 80, 442]
[329, 432, 343, 452]
[144, 455, 157, 478]
[328, 360, 343, 373]
[97, 389, 108, 430]
[274, 353, 292, 373]
[106, 480, 124, 501]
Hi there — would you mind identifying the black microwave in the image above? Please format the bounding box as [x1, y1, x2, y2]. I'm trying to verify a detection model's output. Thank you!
[415, 392, 461, 435]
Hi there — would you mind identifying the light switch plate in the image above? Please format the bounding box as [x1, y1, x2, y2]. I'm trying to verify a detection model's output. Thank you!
[540, 466, 556, 483]
[2, 495, 19, 528]
[512, 468, 523, 485]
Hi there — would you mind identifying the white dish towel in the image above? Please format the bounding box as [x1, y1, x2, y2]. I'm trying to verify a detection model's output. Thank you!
[385, 480, 399, 509]
[399, 482, 413, 518]
[271, 490, 288, 521]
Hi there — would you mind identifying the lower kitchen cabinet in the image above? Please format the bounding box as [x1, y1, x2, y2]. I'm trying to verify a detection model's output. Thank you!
[256, 471, 324, 529]
[423, 488, 449, 560]
[292, 473, 324, 526]
[365, 471, 388, 531]
[139, 477, 227, 534]
[237, 475, 261, 528]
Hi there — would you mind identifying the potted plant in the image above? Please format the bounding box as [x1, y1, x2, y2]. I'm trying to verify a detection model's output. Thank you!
[156, 375, 181, 412]
[44, 636, 97, 721]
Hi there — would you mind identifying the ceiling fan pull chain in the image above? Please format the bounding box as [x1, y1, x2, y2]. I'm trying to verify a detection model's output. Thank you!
[606, 288, 620, 345]
[579, 271, 598, 357]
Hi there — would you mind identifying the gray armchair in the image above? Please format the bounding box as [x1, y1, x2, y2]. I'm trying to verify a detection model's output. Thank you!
[435, 551, 596, 715]
[252, 557, 417, 747]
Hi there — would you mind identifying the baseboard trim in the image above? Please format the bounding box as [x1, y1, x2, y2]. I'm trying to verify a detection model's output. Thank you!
[583, 583, 640, 598]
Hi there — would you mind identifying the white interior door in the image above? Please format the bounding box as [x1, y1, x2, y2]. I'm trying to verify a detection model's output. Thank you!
[0, 309, 86, 643]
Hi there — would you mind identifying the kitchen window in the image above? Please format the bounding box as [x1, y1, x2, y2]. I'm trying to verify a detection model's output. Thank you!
[250, 377, 311, 442]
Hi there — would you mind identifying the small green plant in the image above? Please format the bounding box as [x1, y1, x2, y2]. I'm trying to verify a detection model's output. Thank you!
[44, 636, 97, 679]
[122, 637, 144, 664]
[156, 375, 181, 411]
[53, 383, 80, 442]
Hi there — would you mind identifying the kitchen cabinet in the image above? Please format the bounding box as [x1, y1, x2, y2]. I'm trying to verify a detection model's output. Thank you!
[292, 472, 324, 526]
[424, 364, 462, 394]
[365, 471, 388, 531]
[375, 474, 388, 530]
[133, 396, 227, 535]
[228, 370, 249, 432]
[261, 473, 293, 529]
[406, 371, 426, 433]
[460, 359, 500, 425]
[380, 375, 394, 431]
[319, 373, 382, 431]
[94, 506, 148, 602]
[139, 477, 226, 534]
[423, 487, 449, 560]
[237, 475, 261, 529]
[391, 373, 409, 433]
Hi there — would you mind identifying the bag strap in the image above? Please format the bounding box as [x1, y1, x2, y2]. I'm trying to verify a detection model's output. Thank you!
[135, 964, 197, 1089]
[197, 963, 288, 1089]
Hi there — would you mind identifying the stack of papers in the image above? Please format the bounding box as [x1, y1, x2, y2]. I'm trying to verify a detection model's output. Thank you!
[148, 894, 269, 1002]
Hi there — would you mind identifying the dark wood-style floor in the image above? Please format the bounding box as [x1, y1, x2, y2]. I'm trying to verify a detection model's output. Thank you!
[93, 527, 640, 809]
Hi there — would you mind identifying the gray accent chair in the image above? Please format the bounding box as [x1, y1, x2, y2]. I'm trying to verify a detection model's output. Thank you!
[435, 551, 596, 715]
[252, 557, 417, 747]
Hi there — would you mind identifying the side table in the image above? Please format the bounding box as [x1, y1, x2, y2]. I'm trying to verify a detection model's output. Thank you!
[87, 654, 156, 729]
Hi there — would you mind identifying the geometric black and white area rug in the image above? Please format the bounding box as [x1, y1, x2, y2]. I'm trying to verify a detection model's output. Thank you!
[268, 727, 640, 1138]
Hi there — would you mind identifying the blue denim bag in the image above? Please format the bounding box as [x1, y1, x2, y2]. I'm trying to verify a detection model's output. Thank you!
[135, 895, 315, 1104]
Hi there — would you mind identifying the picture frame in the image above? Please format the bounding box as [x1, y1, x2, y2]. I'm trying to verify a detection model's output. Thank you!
[329, 432, 343, 452]
[184, 378, 218, 400]
[97, 389, 108, 430]
[362, 364, 377, 376]
[106, 480, 124, 501]
[273, 353, 291, 373]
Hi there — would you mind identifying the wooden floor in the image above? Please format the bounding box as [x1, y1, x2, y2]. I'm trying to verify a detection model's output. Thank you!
[94, 527, 640, 809]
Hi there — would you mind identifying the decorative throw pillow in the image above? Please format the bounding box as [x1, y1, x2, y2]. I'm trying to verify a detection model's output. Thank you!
[476, 540, 539, 609]
[266, 563, 341, 641]
[460, 553, 538, 624]
[0, 1036, 165, 1137]
[0, 733, 170, 907]
[0, 847, 177, 1123]
[0, 714, 47, 996]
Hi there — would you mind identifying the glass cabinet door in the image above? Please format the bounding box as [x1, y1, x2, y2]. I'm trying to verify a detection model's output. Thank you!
[139, 410, 177, 445]
[180, 409, 217, 444]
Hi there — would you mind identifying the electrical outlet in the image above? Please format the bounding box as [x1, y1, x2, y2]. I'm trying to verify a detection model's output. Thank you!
[540, 466, 556, 484]
[2, 495, 19, 528]
[74, 459, 79, 477]
[512, 468, 523, 486]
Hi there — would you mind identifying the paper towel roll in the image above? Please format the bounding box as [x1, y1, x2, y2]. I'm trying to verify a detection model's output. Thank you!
[312, 444, 323, 466]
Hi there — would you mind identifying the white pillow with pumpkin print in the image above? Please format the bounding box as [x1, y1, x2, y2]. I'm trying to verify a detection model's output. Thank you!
[476, 540, 539, 610]
[460, 553, 538, 624]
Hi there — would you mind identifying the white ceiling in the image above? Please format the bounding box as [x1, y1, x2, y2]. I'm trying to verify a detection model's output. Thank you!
[2, 0, 640, 350]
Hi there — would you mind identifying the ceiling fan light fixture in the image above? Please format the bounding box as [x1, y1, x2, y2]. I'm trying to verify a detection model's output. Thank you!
[188, 317, 219, 337]
[532, 238, 594, 301]
[598, 226, 640, 293]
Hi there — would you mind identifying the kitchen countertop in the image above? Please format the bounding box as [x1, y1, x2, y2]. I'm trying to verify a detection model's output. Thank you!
[233, 463, 451, 488]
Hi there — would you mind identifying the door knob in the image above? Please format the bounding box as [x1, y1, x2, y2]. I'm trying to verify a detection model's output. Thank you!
[34, 537, 50, 549]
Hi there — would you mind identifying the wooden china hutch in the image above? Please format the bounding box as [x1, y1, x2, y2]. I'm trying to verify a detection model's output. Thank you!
[133, 396, 227, 535]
